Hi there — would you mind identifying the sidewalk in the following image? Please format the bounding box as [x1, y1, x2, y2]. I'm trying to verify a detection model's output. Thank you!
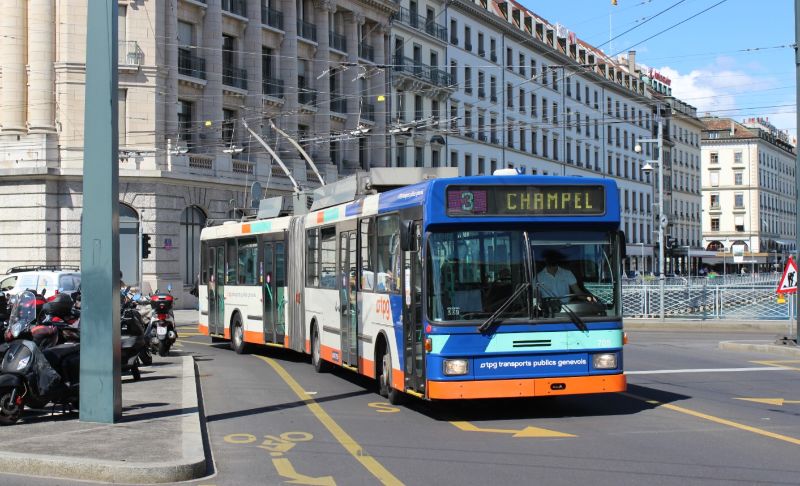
[0, 353, 209, 484]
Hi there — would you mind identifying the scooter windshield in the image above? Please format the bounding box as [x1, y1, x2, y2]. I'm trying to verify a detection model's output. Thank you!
[9, 291, 39, 336]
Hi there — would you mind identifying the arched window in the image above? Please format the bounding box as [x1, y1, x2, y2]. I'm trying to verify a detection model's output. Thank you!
[119, 203, 139, 286]
[706, 241, 723, 251]
[181, 206, 207, 286]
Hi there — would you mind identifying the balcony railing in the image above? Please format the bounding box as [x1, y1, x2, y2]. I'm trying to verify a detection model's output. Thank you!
[261, 6, 283, 30]
[178, 48, 206, 80]
[393, 56, 451, 88]
[330, 97, 347, 114]
[119, 41, 144, 67]
[297, 18, 317, 42]
[330, 31, 347, 52]
[298, 88, 317, 106]
[361, 102, 375, 121]
[221, 0, 246, 16]
[263, 76, 284, 98]
[393, 7, 447, 42]
[223, 66, 248, 90]
[359, 42, 374, 62]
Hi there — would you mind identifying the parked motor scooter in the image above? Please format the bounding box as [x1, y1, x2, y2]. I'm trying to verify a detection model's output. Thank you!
[120, 288, 148, 380]
[145, 285, 177, 357]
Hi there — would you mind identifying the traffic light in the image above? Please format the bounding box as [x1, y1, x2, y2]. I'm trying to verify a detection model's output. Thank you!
[141, 233, 152, 259]
[666, 237, 678, 249]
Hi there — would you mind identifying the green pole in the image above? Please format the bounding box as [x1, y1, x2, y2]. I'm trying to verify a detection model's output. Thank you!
[80, 0, 121, 422]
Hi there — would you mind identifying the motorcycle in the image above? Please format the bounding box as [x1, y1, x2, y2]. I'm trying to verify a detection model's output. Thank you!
[144, 285, 177, 357]
[120, 288, 149, 380]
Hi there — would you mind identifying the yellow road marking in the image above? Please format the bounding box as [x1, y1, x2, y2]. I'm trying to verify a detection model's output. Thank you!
[224, 433, 257, 444]
[450, 421, 575, 438]
[735, 398, 800, 406]
[273, 457, 336, 486]
[751, 360, 800, 371]
[624, 392, 800, 446]
[368, 402, 400, 413]
[253, 355, 403, 486]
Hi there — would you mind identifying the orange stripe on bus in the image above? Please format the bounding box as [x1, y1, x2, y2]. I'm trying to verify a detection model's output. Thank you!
[427, 374, 626, 400]
[242, 223, 251, 234]
[198, 324, 209, 335]
[359, 357, 375, 378]
[284, 335, 289, 348]
[305, 339, 311, 354]
[243, 330, 263, 344]
[320, 344, 339, 363]
[224, 328, 231, 339]
[316, 212, 324, 224]
[392, 369, 404, 391]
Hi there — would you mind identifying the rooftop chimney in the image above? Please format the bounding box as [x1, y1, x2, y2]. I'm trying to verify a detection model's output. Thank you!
[628, 50, 637, 74]
[730, 120, 735, 136]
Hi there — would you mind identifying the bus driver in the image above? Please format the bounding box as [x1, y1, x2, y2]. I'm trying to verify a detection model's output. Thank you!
[535, 250, 593, 304]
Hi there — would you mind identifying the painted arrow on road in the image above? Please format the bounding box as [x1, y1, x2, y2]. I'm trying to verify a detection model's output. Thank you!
[450, 421, 575, 438]
[735, 398, 800, 406]
[272, 458, 336, 486]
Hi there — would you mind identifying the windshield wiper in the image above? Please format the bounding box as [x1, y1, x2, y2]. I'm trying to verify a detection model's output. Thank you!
[477, 283, 530, 334]
[534, 283, 588, 333]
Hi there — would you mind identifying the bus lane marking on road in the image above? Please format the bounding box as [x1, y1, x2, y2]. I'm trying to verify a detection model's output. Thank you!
[369, 402, 401, 413]
[623, 392, 800, 446]
[252, 354, 405, 486]
[450, 421, 576, 438]
[734, 398, 800, 406]
[223, 432, 335, 485]
[751, 360, 800, 371]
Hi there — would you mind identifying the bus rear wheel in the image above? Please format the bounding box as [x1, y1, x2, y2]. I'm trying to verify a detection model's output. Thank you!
[379, 348, 405, 405]
[231, 316, 248, 355]
[311, 325, 331, 373]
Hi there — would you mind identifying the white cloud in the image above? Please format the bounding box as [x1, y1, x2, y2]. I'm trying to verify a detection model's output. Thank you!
[657, 58, 795, 138]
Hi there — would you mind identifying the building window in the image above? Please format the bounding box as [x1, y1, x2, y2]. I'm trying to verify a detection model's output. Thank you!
[711, 218, 720, 231]
[465, 154, 472, 176]
[180, 206, 206, 286]
[734, 151, 743, 164]
[415, 146, 424, 167]
[734, 172, 743, 185]
[177, 100, 193, 148]
[734, 193, 744, 208]
[710, 152, 719, 164]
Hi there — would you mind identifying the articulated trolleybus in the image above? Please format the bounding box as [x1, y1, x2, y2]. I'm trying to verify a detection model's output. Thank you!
[199, 168, 626, 402]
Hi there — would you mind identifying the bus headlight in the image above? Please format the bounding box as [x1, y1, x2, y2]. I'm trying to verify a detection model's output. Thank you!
[592, 353, 617, 370]
[443, 359, 468, 376]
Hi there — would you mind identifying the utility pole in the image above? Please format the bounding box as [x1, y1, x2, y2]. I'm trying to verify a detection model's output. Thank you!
[80, 1, 121, 422]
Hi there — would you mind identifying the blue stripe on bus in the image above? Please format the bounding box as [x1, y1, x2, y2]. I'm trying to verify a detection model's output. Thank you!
[430, 329, 623, 356]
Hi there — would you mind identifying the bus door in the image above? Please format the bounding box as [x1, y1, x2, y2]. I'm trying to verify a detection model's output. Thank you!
[261, 239, 287, 345]
[209, 245, 225, 335]
[262, 241, 275, 342]
[402, 221, 425, 393]
[338, 229, 358, 367]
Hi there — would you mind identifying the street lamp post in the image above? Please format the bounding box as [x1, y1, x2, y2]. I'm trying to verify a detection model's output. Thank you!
[636, 115, 665, 320]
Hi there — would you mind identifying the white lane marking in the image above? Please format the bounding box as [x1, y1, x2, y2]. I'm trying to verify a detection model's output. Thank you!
[626, 367, 791, 375]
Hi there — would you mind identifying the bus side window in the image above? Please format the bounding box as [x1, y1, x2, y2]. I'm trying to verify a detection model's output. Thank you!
[226, 240, 238, 284]
[306, 229, 319, 287]
[376, 214, 400, 293]
[360, 218, 374, 291]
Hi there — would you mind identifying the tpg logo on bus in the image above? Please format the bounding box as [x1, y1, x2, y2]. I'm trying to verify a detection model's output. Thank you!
[375, 298, 391, 321]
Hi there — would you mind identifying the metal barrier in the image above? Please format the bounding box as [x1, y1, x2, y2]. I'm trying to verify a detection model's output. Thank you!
[621, 275, 793, 320]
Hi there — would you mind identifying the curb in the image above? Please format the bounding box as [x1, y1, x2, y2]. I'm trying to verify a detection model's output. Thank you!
[719, 341, 800, 357]
[624, 319, 791, 332]
[0, 356, 207, 484]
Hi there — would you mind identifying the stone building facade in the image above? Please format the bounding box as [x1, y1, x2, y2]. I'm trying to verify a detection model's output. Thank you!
[0, 0, 396, 307]
[701, 117, 797, 269]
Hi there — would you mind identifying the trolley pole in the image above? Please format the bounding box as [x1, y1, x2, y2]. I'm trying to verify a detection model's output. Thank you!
[795, 0, 800, 344]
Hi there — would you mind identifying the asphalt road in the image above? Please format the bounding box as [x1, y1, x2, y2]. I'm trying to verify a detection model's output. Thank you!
[5, 325, 800, 485]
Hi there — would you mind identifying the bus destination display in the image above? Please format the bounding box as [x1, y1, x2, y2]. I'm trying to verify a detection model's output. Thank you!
[446, 185, 606, 216]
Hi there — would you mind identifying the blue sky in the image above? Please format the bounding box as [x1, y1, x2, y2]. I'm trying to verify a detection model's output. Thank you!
[523, 0, 796, 137]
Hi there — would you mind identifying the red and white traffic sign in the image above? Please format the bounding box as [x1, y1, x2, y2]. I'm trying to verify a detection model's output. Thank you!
[776, 256, 798, 294]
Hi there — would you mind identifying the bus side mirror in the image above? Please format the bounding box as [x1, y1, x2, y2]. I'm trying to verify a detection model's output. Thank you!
[618, 231, 627, 260]
[400, 220, 418, 252]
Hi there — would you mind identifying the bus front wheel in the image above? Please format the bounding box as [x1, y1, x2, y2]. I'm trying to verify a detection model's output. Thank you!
[231, 316, 248, 354]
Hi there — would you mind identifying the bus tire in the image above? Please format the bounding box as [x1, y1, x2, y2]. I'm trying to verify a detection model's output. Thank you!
[379, 347, 405, 405]
[231, 315, 248, 354]
[311, 324, 331, 373]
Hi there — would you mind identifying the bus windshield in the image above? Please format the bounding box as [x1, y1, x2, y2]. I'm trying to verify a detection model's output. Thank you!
[427, 230, 620, 323]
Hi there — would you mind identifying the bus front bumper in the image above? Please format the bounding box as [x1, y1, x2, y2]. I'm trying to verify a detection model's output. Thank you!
[427, 373, 626, 400]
